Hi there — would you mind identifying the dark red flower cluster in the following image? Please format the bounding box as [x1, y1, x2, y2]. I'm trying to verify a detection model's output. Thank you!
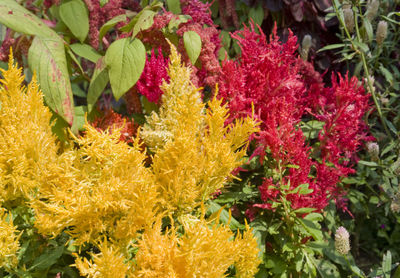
[217, 23, 371, 213]
[91, 109, 137, 143]
[134, 47, 169, 104]
[138, 1, 221, 88]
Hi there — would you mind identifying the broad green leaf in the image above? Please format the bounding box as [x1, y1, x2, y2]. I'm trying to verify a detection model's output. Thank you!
[105, 38, 146, 100]
[100, 0, 109, 7]
[132, 10, 156, 38]
[168, 14, 191, 31]
[183, 31, 202, 64]
[358, 160, 379, 167]
[88, 57, 109, 112]
[167, 0, 181, 14]
[99, 14, 127, 41]
[0, 0, 57, 38]
[66, 47, 84, 73]
[59, 0, 89, 42]
[249, 4, 264, 26]
[28, 36, 75, 125]
[70, 43, 101, 63]
[382, 251, 392, 278]
[28, 245, 64, 271]
[120, 1, 162, 33]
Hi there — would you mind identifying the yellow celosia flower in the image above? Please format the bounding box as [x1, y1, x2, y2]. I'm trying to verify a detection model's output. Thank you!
[0, 51, 58, 204]
[32, 125, 158, 246]
[0, 209, 20, 269]
[74, 238, 130, 278]
[143, 43, 259, 213]
[133, 214, 261, 278]
[234, 222, 262, 278]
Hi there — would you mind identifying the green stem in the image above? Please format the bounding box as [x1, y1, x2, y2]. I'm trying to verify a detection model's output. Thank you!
[344, 255, 365, 278]
[332, 1, 392, 139]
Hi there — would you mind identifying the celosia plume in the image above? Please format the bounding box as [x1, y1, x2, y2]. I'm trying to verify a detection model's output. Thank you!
[142, 42, 259, 212]
[217, 23, 371, 213]
[0, 209, 20, 269]
[0, 51, 58, 204]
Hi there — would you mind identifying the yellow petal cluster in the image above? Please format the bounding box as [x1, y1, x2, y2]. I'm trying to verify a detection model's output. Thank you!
[32, 125, 158, 246]
[132, 214, 260, 277]
[74, 238, 130, 278]
[0, 209, 20, 269]
[0, 52, 58, 204]
[143, 43, 259, 213]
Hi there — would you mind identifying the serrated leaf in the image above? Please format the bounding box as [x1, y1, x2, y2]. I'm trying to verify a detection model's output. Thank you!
[70, 43, 101, 63]
[28, 36, 75, 125]
[59, 0, 89, 42]
[183, 31, 202, 64]
[0, 0, 57, 38]
[88, 57, 109, 112]
[105, 38, 146, 100]
[99, 14, 127, 41]
[166, 0, 181, 14]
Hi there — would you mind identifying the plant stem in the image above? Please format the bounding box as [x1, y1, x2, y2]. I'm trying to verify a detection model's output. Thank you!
[332, 1, 392, 139]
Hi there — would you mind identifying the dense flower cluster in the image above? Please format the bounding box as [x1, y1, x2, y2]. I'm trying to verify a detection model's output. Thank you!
[0, 46, 260, 275]
[138, 1, 221, 88]
[91, 108, 137, 142]
[131, 47, 169, 104]
[217, 23, 371, 212]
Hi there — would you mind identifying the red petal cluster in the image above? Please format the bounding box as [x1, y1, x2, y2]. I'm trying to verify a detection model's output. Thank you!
[217, 23, 371, 213]
[135, 48, 169, 104]
[91, 109, 137, 143]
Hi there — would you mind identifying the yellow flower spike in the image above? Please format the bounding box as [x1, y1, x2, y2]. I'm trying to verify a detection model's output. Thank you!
[0, 49, 59, 204]
[143, 42, 259, 214]
[0, 209, 20, 269]
[74, 238, 130, 278]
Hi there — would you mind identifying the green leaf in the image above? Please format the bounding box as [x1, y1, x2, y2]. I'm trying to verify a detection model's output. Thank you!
[183, 31, 202, 64]
[207, 200, 244, 230]
[317, 43, 346, 52]
[0, 0, 57, 38]
[105, 38, 146, 100]
[382, 251, 392, 278]
[28, 36, 75, 125]
[358, 160, 379, 167]
[99, 14, 127, 41]
[120, 2, 162, 33]
[28, 245, 64, 271]
[167, 14, 191, 32]
[363, 17, 373, 41]
[298, 218, 323, 241]
[59, 0, 89, 42]
[249, 4, 264, 26]
[70, 43, 101, 63]
[353, 40, 370, 53]
[71, 105, 87, 134]
[87, 56, 109, 112]
[166, 0, 181, 14]
[293, 207, 316, 214]
[379, 65, 394, 85]
[132, 10, 156, 38]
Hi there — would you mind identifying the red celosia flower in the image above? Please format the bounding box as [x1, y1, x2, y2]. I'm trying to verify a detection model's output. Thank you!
[91, 109, 137, 143]
[135, 48, 169, 104]
[180, 0, 214, 26]
[217, 23, 371, 213]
